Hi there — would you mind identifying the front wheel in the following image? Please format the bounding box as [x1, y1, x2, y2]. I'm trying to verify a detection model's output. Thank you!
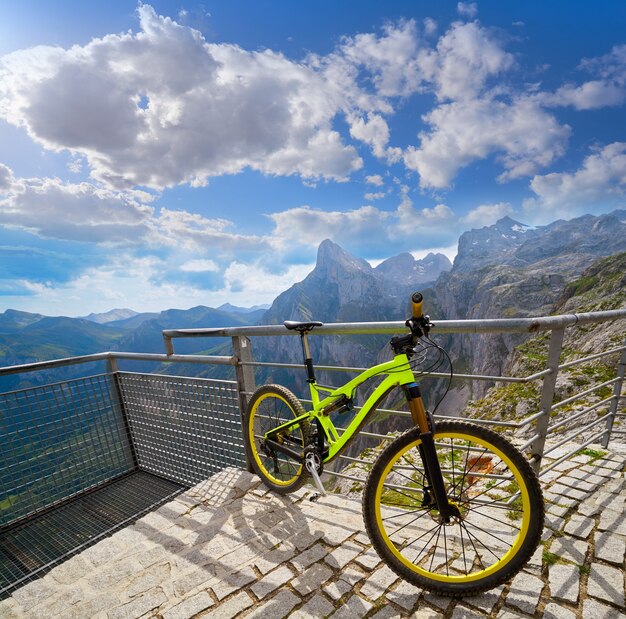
[244, 384, 310, 494]
[363, 421, 544, 597]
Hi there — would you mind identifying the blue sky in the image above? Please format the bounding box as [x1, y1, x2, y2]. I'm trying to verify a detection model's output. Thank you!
[1, 1, 625, 316]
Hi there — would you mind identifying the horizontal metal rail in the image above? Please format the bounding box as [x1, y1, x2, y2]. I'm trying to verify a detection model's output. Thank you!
[551, 379, 618, 411]
[0, 351, 237, 377]
[547, 396, 615, 434]
[162, 308, 626, 352]
[558, 345, 626, 370]
[539, 430, 609, 477]
[240, 359, 549, 384]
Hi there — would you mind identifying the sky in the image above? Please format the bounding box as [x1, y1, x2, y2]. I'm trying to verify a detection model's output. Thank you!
[0, 1, 625, 316]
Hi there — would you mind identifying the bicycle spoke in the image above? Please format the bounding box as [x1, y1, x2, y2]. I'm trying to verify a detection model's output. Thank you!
[381, 485, 426, 509]
[384, 508, 433, 537]
[457, 520, 489, 569]
[461, 520, 512, 557]
[381, 504, 429, 518]
[410, 522, 444, 565]
[390, 463, 427, 490]
[443, 522, 449, 576]
[469, 507, 522, 531]
[428, 526, 444, 573]
[459, 521, 469, 575]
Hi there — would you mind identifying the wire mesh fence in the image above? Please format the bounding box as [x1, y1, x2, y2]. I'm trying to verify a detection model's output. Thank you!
[116, 372, 246, 486]
[0, 370, 246, 597]
[0, 374, 134, 528]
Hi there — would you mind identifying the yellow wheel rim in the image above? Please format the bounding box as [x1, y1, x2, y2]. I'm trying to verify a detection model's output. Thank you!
[249, 392, 304, 486]
[373, 431, 532, 583]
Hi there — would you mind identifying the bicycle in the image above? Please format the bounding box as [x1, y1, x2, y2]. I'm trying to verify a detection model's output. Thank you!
[243, 292, 544, 597]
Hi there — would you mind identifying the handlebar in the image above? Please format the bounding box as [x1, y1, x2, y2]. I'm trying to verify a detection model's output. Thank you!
[411, 292, 424, 320]
[408, 291, 431, 336]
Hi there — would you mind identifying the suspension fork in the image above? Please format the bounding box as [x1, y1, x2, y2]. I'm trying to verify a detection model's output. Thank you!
[404, 383, 459, 522]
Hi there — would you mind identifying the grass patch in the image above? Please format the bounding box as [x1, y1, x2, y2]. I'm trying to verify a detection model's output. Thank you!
[576, 447, 607, 461]
[543, 550, 560, 566]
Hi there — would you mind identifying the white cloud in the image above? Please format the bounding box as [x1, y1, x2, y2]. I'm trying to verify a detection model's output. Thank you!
[349, 113, 391, 159]
[419, 203, 455, 222]
[457, 3, 478, 19]
[269, 204, 389, 247]
[538, 44, 626, 110]
[429, 21, 514, 101]
[524, 142, 626, 220]
[154, 208, 271, 256]
[12, 255, 209, 315]
[0, 170, 153, 242]
[9, 252, 314, 316]
[365, 174, 384, 186]
[461, 202, 514, 226]
[364, 192, 385, 200]
[223, 261, 312, 300]
[0, 5, 362, 189]
[269, 197, 460, 254]
[179, 259, 219, 272]
[336, 19, 428, 98]
[0, 163, 15, 190]
[0, 164, 273, 259]
[541, 80, 626, 110]
[404, 97, 570, 189]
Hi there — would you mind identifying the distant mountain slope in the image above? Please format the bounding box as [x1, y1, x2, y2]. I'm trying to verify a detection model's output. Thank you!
[0, 309, 45, 330]
[262, 239, 451, 325]
[0, 316, 128, 391]
[218, 302, 269, 315]
[117, 305, 254, 356]
[83, 308, 140, 324]
[0, 304, 262, 390]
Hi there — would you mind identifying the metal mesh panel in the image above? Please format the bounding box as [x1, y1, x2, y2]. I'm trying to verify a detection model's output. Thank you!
[117, 373, 246, 485]
[0, 375, 135, 528]
[0, 471, 182, 598]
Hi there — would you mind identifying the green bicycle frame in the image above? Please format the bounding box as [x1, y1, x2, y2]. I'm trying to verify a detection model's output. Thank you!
[264, 353, 416, 464]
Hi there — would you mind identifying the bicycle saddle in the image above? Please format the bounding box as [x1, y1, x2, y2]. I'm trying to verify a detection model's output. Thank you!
[283, 320, 324, 332]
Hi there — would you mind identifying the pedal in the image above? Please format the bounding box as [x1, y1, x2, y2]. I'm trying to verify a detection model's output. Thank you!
[305, 452, 327, 497]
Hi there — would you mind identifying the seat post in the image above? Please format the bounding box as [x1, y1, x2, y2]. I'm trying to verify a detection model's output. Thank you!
[300, 331, 316, 383]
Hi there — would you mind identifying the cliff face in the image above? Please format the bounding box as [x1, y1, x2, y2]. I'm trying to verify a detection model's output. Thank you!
[463, 252, 626, 441]
[430, 210, 626, 405]
[263, 240, 451, 325]
[255, 240, 452, 394]
[253, 211, 626, 421]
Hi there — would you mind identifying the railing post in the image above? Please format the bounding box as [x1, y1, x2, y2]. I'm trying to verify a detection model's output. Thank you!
[232, 336, 256, 472]
[106, 355, 139, 471]
[602, 338, 626, 448]
[530, 328, 565, 472]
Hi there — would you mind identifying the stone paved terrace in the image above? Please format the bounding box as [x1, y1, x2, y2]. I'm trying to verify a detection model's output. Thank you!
[1, 444, 624, 619]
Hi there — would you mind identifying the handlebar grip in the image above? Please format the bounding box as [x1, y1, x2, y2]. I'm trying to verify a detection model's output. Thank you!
[411, 292, 424, 319]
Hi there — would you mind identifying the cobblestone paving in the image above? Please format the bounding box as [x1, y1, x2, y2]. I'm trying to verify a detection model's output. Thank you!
[1, 445, 624, 619]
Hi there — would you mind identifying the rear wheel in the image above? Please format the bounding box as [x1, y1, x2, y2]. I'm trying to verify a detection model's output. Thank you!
[363, 421, 544, 596]
[244, 385, 310, 493]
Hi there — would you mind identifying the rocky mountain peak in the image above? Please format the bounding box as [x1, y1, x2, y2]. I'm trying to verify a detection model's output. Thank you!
[315, 239, 372, 277]
[453, 216, 539, 272]
[375, 252, 452, 284]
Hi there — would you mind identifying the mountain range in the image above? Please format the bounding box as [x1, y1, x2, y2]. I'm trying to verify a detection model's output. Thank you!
[1, 209, 625, 399]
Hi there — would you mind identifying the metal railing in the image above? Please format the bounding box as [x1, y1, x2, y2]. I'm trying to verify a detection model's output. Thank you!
[0, 353, 245, 596]
[0, 307, 624, 594]
[162, 308, 626, 480]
